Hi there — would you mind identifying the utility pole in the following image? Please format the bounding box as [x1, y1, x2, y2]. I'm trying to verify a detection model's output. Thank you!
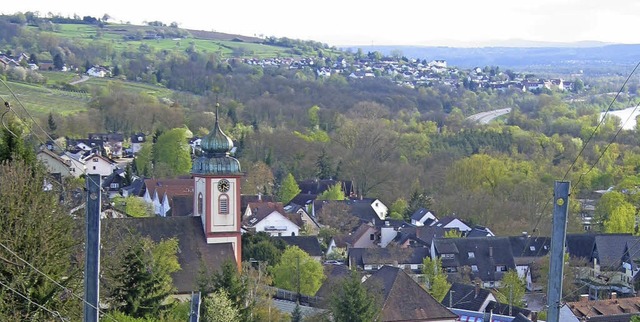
[547, 181, 570, 322]
[84, 174, 101, 322]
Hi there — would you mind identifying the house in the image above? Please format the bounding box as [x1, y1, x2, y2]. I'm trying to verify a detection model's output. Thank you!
[363, 266, 458, 322]
[410, 208, 437, 226]
[130, 133, 146, 155]
[430, 216, 472, 234]
[567, 233, 640, 298]
[83, 152, 117, 178]
[565, 293, 640, 321]
[37, 149, 72, 177]
[87, 65, 111, 77]
[102, 168, 126, 198]
[88, 133, 124, 158]
[143, 178, 194, 217]
[348, 247, 429, 273]
[442, 283, 533, 321]
[102, 216, 235, 295]
[274, 236, 323, 261]
[59, 152, 87, 178]
[283, 204, 320, 235]
[242, 201, 302, 236]
[313, 198, 388, 223]
[431, 237, 517, 288]
[508, 234, 551, 291]
[466, 225, 495, 237]
[345, 223, 379, 248]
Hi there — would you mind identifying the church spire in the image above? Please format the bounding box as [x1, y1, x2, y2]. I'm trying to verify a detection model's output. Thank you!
[192, 102, 241, 175]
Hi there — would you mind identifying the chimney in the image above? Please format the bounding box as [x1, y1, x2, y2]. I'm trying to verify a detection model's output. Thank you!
[257, 192, 262, 201]
[611, 292, 617, 300]
[474, 282, 480, 298]
[580, 294, 589, 302]
[489, 246, 493, 258]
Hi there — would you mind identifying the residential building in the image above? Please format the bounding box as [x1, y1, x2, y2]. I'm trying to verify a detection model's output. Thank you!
[37, 149, 72, 177]
[564, 293, 640, 321]
[363, 266, 458, 322]
[241, 201, 302, 237]
[274, 236, 323, 261]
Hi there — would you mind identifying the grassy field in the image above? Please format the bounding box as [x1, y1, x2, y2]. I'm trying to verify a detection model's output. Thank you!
[0, 80, 89, 116]
[40, 23, 294, 58]
[82, 77, 174, 99]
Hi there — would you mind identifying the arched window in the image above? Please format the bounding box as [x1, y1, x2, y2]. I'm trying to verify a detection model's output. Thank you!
[219, 194, 229, 214]
[197, 193, 203, 215]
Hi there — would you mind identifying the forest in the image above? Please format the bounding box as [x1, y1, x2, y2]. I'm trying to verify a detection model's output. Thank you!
[1, 12, 640, 238]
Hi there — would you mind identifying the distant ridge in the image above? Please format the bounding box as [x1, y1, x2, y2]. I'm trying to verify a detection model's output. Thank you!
[343, 43, 640, 69]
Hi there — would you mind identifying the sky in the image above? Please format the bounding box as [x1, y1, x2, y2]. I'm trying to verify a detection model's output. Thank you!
[3, 0, 640, 47]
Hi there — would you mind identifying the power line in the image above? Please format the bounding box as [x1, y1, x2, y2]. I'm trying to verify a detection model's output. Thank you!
[0, 279, 69, 321]
[0, 242, 120, 322]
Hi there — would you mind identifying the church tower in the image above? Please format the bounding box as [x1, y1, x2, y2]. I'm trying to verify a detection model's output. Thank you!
[192, 103, 242, 267]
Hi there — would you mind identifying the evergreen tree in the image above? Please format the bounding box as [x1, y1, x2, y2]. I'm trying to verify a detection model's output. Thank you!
[405, 190, 434, 220]
[316, 148, 334, 179]
[278, 173, 301, 204]
[47, 112, 57, 138]
[199, 260, 252, 321]
[291, 301, 303, 322]
[53, 53, 64, 70]
[330, 271, 379, 322]
[124, 163, 133, 186]
[106, 236, 180, 318]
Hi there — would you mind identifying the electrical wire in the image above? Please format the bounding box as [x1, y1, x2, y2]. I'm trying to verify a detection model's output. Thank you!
[0, 279, 69, 321]
[0, 242, 120, 322]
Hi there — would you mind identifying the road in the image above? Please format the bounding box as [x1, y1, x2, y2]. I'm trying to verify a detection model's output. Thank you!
[466, 108, 512, 124]
[69, 75, 90, 85]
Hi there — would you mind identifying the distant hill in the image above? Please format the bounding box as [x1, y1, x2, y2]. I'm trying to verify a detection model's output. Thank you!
[346, 44, 640, 70]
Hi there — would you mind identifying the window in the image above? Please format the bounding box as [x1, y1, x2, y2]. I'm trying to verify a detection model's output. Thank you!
[441, 253, 454, 259]
[471, 265, 478, 272]
[219, 194, 229, 214]
[291, 232, 295, 236]
[370, 233, 375, 241]
[468, 252, 475, 259]
[529, 246, 536, 251]
[496, 265, 507, 272]
[110, 183, 119, 189]
[93, 166, 96, 170]
[197, 193, 203, 215]
[444, 266, 458, 273]
[93, 158, 98, 162]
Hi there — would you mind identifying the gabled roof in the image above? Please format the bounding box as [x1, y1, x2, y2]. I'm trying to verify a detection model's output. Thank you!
[567, 296, 640, 320]
[242, 201, 301, 227]
[102, 168, 125, 190]
[364, 266, 457, 321]
[315, 199, 383, 223]
[102, 217, 234, 294]
[485, 300, 531, 318]
[594, 234, 640, 269]
[441, 282, 495, 311]
[144, 178, 194, 200]
[240, 194, 275, 214]
[289, 193, 317, 208]
[37, 148, 71, 166]
[410, 207, 436, 222]
[314, 264, 351, 300]
[433, 237, 516, 282]
[566, 233, 597, 260]
[274, 236, 323, 257]
[348, 247, 429, 268]
[508, 235, 551, 260]
[296, 179, 353, 196]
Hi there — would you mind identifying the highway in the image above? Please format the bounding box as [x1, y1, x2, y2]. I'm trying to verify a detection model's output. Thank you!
[466, 108, 512, 124]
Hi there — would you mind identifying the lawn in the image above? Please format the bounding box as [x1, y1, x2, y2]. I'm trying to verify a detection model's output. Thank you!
[0, 81, 89, 116]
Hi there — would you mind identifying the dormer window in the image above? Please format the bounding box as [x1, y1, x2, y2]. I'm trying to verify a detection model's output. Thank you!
[219, 194, 229, 214]
[93, 158, 98, 162]
[468, 252, 475, 259]
[471, 265, 478, 272]
[529, 246, 536, 251]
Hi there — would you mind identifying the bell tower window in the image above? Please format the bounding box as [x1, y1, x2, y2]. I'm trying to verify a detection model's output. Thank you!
[219, 194, 229, 214]
[197, 192, 203, 215]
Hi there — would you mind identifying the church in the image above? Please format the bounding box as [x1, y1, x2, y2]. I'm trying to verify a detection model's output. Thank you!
[104, 104, 242, 293]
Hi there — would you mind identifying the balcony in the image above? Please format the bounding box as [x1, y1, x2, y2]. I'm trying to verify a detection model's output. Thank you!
[576, 267, 634, 294]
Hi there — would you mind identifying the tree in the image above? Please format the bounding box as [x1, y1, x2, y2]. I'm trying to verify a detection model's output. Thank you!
[277, 173, 301, 204]
[291, 301, 303, 322]
[308, 105, 320, 130]
[603, 201, 636, 234]
[153, 128, 192, 177]
[495, 270, 526, 309]
[330, 271, 379, 322]
[242, 231, 287, 265]
[406, 190, 434, 220]
[202, 289, 240, 322]
[0, 161, 81, 320]
[47, 112, 57, 135]
[317, 201, 359, 234]
[422, 257, 450, 301]
[112, 196, 153, 217]
[271, 246, 325, 296]
[106, 236, 180, 318]
[53, 53, 64, 70]
[135, 141, 153, 177]
[444, 230, 463, 238]
[315, 148, 334, 180]
[0, 115, 36, 166]
[243, 161, 275, 195]
[317, 183, 345, 201]
[199, 260, 252, 321]
[389, 198, 408, 220]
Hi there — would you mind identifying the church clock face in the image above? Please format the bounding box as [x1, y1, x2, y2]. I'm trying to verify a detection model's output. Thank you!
[217, 179, 230, 192]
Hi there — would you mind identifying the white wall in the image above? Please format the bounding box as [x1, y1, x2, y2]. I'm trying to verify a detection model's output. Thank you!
[254, 211, 299, 237]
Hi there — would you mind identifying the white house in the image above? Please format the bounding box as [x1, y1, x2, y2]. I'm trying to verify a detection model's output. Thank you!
[87, 65, 110, 77]
[82, 153, 117, 178]
[130, 133, 146, 155]
[60, 153, 87, 178]
[37, 149, 72, 177]
[410, 208, 437, 226]
[430, 216, 472, 233]
[242, 202, 301, 237]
